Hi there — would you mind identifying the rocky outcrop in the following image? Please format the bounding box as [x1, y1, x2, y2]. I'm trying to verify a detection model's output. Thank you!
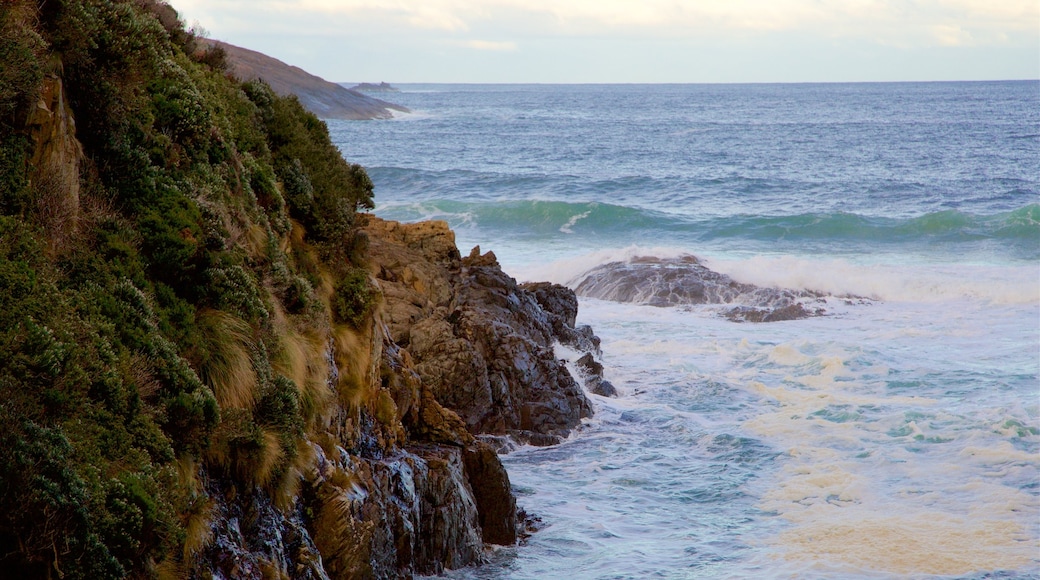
[575, 353, 617, 398]
[25, 72, 83, 253]
[201, 477, 329, 580]
[195, 216, 605, 577]
[306, 443, 485, 578]
[350, 82, 401, 93]
[574, 255, 827, 322]
[364, 217, 598, 445]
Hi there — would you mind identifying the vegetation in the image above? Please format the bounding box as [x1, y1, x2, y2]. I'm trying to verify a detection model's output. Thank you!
[0, 0, 378, 576]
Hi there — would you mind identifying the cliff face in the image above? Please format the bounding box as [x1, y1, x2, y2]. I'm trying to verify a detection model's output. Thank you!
[0, 2, 603, 576]
[194, 216, 601, 578]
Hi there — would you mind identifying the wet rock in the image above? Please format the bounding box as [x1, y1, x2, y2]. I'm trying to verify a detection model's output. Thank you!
[723, 303, 823, 323]
[411, 445, 486, 573]
[574, 255, 827, 322]
[308, 444, 485, 578]
[463, 441, 518, 545]
[521, 282, 601, 353]
[201, 477, 330, 580]
[521, 281, 578, 327]
[575, 352, 617, 397]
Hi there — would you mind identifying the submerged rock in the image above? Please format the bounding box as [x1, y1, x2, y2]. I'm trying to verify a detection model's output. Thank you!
[574, 255, 827, 322]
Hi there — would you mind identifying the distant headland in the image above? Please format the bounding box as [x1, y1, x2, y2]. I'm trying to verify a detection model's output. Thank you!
[349, 82, 401, 93]
[212, 40, 409, 120]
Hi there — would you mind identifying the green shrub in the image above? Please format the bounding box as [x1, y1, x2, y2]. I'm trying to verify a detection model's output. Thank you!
[331, 267, 375, 328]
[0, 0, 381, 573]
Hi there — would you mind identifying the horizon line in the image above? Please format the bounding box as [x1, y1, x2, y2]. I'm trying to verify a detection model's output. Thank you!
[338, 78, 1039, 86]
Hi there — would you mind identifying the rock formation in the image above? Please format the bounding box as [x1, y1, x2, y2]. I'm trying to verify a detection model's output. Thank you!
[350, 82, 401, 93]
[574, 255, 828, 322]
[193, 216, 605, 577]
[363, 216, 599, 446]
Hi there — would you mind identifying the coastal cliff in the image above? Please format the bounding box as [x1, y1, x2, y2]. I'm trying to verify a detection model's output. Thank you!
[0, 1, 601, 576]
[214, 41, 409, 121]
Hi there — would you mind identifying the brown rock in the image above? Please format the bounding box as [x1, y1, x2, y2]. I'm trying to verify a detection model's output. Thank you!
[463, 441, 517, 545]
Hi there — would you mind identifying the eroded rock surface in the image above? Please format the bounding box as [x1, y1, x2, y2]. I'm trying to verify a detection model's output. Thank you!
[196, 217, 609, 578]
[364, 217, 599, 445]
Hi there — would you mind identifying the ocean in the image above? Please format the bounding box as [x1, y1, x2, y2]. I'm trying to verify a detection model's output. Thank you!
[328, 82, 1040, 579]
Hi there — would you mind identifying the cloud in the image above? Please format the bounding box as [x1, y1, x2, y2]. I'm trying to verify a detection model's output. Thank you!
[931, 24, 975, 47]
[455, 39, 518, 51]
[172, 0, 1038, 46]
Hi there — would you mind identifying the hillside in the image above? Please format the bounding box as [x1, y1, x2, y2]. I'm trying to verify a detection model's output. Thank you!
[214, 40, 408, 120]
[0, 1, 595, 577]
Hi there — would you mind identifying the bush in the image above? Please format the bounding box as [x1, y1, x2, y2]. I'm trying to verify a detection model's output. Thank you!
[331, 268, 375, 328]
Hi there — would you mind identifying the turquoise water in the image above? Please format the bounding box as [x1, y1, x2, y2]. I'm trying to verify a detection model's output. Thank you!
[329, 82, 1040, 578]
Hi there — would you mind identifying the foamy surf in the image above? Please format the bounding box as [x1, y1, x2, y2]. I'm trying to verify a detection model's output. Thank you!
[334, 82, 1039, 579]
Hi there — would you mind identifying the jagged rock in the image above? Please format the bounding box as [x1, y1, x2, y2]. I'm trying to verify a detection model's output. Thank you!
[364, 217, 595, 444]
[520, 281, 578, 327]
[575, 352, 617, 397]
[201, 477, 330, 580]
[307, 443, 485, 578]
[520, 281, 601, 353]
[453, 250, 593, 436]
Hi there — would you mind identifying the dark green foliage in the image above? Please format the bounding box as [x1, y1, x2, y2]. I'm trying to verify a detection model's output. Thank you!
[0, 0, 376, 574]
[243, 80, 374, 246]
[205, 262, 269, 322]
[0, 420, 125, 579]
[332, 267, 375, 328]
[259, 375, 304, 437]
[0, 217, 185, 576]
[0, 5, 43, 216]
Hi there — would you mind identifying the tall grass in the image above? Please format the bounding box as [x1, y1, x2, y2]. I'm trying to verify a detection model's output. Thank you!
[197, 308, 258, 411]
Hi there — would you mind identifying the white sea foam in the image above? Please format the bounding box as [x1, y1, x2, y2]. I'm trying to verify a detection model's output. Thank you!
[703, 255, 1040, 305]
[511, 247, 1040, 306]
[559, 210, 592, 234]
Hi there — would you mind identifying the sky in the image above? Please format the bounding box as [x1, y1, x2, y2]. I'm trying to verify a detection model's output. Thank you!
[170, 0, 1039, 84]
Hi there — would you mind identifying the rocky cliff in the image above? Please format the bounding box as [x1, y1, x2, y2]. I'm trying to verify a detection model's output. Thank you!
[195, 216, 603, 578]
[0, 2, 604, 576]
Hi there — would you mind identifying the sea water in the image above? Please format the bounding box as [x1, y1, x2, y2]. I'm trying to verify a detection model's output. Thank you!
[328, 82, 1040, 579]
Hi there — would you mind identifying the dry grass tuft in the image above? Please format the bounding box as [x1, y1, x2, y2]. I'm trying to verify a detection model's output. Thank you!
[244, 222, 269, 262]
[197, 309, 258, 411]
[240, 428, 285, 489]
[128, 353, 162, 404]
[333, 325, 374, 411]
[155, 558, 188, 580]
[260, 558, 290, 580]
[272, 443, 313, 513]
[174, 454, 202, 495]
[32, 156, 80, 257]
[312, 481, 376, 578]
[182, 498, 216, 559]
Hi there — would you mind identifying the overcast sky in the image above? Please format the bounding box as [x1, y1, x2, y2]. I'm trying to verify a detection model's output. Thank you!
[170, 0, 1038, 84]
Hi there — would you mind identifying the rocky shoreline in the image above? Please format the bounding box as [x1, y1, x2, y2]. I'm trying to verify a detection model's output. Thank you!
[198, 216, 607, 577]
